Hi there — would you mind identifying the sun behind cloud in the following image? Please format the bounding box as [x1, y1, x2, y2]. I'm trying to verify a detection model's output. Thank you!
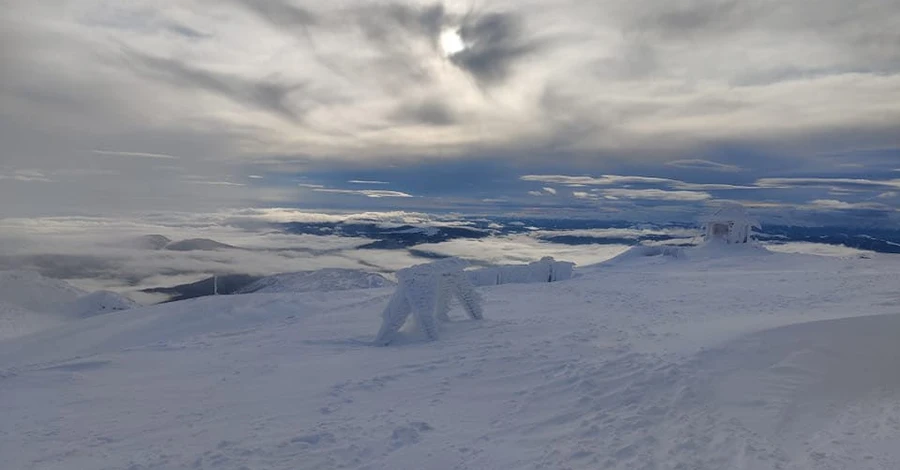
[439, 28, 466, 57]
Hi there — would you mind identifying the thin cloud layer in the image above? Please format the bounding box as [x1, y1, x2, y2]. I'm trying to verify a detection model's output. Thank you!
[313, 188, 415, 198]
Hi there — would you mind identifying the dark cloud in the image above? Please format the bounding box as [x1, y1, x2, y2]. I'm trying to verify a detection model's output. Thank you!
[122, 49, 306, 121]
[631, 0, 746, 40]
[450, 11, 540, 86]
[232, 0, 317, 31]
[162, 22, 208, 39]
[354, 3, 446, 47]
[629, 0, 900, 70]
[536, 86, 611, 151]
[592, 41, 659, 80]
[345, 3, 453, 90]
[391, 98, 457, 126]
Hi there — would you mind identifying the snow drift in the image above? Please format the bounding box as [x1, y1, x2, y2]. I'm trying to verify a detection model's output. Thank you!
[695, 312, 900, 467]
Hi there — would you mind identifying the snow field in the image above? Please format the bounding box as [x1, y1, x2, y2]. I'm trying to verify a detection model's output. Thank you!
[2, 248, 900, 469]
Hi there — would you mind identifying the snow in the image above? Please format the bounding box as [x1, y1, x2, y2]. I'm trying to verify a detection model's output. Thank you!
[467, 256, 575, 286]
[765, 242, 877, 258]
[375, 258, 483, 345]
[598, 244, 686, 266]
[70, 290, 140, 318]
[700, 202, 760, 244]
[3, 248, 900, 469]
[0, 271, 138, 340]
[0, 300, 64, 340]
[0, 270, 86, 313]
[238, 268, 395, 294]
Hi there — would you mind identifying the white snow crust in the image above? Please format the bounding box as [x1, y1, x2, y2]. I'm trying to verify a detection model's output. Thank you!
[3, 246, 900, 469]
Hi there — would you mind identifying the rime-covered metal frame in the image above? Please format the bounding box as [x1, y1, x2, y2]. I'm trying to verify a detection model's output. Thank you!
[374, 258, 483, 346]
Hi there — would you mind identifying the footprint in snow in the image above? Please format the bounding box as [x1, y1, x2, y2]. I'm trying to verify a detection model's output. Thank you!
[390, 422, 433, 448]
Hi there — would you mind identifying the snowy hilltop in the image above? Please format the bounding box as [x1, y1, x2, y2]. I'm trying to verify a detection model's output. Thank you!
[0, 270, 138, 339]
[69, 290, 139, 318]
[0, 269, 87, 314]
[3, 249, 900, 469]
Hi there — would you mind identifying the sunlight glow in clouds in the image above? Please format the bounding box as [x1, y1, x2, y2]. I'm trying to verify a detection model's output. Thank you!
[440, 28, 466, 56]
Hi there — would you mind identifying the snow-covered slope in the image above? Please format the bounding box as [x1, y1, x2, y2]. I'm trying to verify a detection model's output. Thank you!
[0, 300, 64, 340]
[0, 270, 86, 313]
[237, 268, 395, 294]
[70, 290, 139, 318]
[0, 271, 139, 340]
[3, 248, 900, 469]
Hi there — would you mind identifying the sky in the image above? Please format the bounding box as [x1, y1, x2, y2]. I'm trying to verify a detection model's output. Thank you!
[2, 0, 900, 224]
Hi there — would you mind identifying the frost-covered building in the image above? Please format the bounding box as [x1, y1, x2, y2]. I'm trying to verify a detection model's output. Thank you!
[700, 203, 760, 244]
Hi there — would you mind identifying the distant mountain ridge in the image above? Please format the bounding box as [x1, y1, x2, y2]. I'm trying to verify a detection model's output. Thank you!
[237, 269, 394, 294]
[278, 221, 491, 249]
[122, 235, 238, 251]
[164, 238, 237, 251]
[121, 220, 900, 263]
[142, 269, 394, 303]
[142, 274, 261, 302]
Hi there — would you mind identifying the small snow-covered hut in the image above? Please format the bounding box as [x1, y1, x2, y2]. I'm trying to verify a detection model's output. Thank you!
[699, 203, 760, 244]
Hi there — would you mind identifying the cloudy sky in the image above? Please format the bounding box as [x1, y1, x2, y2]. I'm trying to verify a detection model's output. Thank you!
[2, 0, 899, 223]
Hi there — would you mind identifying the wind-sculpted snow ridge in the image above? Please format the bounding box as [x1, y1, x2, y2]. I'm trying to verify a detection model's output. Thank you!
[237, 268, 395, 294]
[375, 258, 483, 345]
[467, 256, 575, 286]
[597, 240, 776, 270]
[3, 251, 900, 469]
[598, 244, 686, 267]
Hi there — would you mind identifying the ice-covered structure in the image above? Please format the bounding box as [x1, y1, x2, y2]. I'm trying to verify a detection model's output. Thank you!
[466, 257, 575, 287]
[374, 258, 483, 346]
[699, 203, 760, 244]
